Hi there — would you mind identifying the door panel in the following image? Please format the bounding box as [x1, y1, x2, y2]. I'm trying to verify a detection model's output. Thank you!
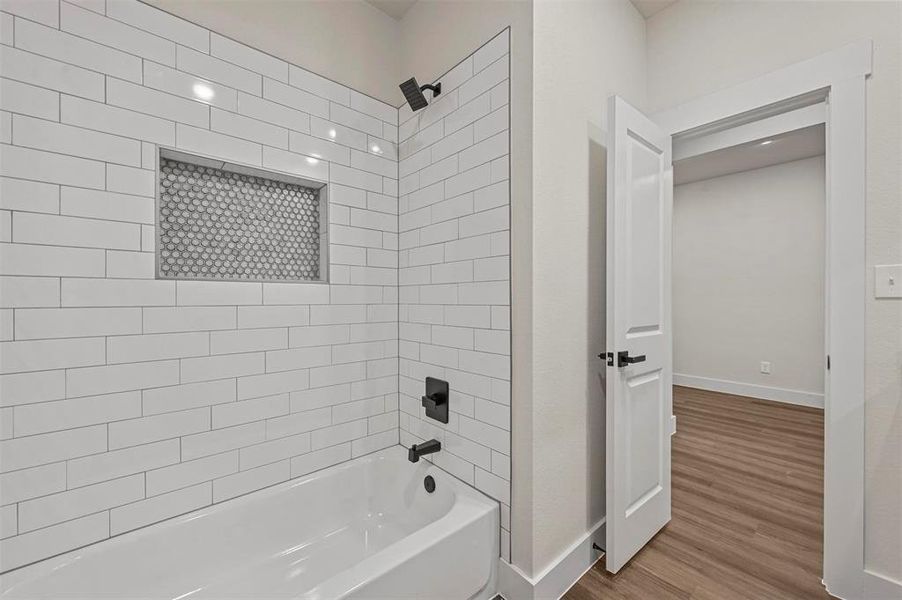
[605, 95, 673, 574]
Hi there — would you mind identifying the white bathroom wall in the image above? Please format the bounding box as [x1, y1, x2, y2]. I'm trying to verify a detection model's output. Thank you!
[396, 30, 512, 559]
[673, 156, 826, 404]
[526, 0, 646, 577]
[0, 0, 399, 571]
[143, 0, 402, 105]
[647, 0, 902, 582]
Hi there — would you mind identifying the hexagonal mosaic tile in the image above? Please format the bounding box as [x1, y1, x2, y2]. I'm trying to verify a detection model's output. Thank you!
[158, 158, 321, 281]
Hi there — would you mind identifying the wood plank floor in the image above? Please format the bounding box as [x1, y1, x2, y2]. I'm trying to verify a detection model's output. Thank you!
[564, 386, 830, 599]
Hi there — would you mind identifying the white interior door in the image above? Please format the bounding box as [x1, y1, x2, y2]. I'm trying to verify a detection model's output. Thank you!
[605, 95, 673, 574]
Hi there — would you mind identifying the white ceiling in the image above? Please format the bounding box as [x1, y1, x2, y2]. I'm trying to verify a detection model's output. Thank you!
[630, 0, 679, 19]
[674, 124, 826, 186]
[365, 0, 417, 20]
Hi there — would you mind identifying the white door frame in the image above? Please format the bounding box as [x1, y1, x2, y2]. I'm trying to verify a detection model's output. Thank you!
[652, 40, 897, 599]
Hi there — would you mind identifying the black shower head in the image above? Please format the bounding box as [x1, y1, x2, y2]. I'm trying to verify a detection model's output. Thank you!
[399, 77, 442, 112]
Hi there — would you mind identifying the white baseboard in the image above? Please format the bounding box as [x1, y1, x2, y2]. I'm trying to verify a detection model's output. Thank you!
[825, 568, 902, 600]
[673, 373, 824, 408]
[497, 519, 605, 600]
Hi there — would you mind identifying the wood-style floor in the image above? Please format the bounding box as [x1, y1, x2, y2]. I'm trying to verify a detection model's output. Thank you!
[565, 386, 830, 599]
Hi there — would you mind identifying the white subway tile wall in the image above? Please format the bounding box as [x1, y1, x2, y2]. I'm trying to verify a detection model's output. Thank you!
[396, 31, 511, 561]
[0, 0, 399, 572]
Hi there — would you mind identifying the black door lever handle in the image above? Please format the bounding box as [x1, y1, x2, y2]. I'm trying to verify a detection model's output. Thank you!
[617, 350, 646, 367]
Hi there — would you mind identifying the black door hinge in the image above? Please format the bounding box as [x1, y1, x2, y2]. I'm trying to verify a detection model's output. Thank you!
[827, 355, 831, 370]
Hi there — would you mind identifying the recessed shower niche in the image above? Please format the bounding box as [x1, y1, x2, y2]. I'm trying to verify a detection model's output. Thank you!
[156, 149, 328, 283]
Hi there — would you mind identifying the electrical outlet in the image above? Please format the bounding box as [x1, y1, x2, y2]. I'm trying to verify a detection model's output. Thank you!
[760, 361, 771, 374]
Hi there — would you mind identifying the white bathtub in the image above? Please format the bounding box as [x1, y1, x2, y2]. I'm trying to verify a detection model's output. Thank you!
[0, 446, 499, 599]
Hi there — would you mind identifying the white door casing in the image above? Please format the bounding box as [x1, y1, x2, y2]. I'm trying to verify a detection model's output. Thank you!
[605, 95, 674, 574]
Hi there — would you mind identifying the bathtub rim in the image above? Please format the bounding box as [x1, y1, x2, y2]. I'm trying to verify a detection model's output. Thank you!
[0, 445, 500, 596]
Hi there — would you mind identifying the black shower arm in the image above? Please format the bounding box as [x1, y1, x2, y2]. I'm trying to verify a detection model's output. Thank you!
[420, 82, 442, 97]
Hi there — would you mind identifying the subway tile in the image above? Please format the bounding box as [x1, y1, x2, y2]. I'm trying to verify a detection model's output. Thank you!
[475, 106, 509, 143]
[288, 130, 350, 165]
[0, 145, 105, 189]
[0, 12, 10, 46]
[444, 163, 491, 199]
[143, 61, 237, 112]
[0, 425, 107, 473]
[236, 92, 310, 133]
[15, 18, 141, 82]
[491, 450, 510, 480]
[458, 280, 508, 305]
[106, 250, 155, 279]
[475, 466, 509, 504]
[18, 474, 144, 533]
[263, 78, 329, 119]
[0, 277, 59, 309]
[67, 439, 180, 488]
[0, 337, 105, 374]
[239, 431, 310, 470]
[351, 429, 396, 458]
[289, 324, 349, 348]
[0, 462, 66, 505]
[212, 460, 288, 502]
[0, 46, 104, 101]
[265, 406, 331, 440]
[1, 0, 58, 26]
[329, 103, 382, 137]
[14, 391, 141, 436]
[61, 2, 175, 66]
[143, 378, 236, 416]
[13, 212, 141, 251]
[60, 187, 154, 225]
[458, 54, 508, 105]
[176, 124, 262, 166]
[61, 278, 175, 307]
[261, 146, 328, 181]
[290, 442, 350, 478]
[110, 482, 211, 535]
[106, 165, 155, 196]
[211, 108, 288, 148]
[349, 90, 396, 125]
[350, 149, 395, 178]
[474, 328, 510, 355]
[210, 328, 286, 355]
[67, 360, 180, 398]
[109, 407, 209, 450]
[265, 346, 331, 373]
[431, 125, 475, 163]
[458, 415, 509, 454]
[473, 32, 509, 73]
[177, 46, 261, 95]
[237, 369, 309, 401]
[444, 92, 491, 136]
[180, 352, 265, 384]
[143, 306, 237, 334]
[108, 332, 209, 364]
[0, 177, 59, 214]
[145, 451, 238, 497]
[237, 305, 309, 329]
[0, 512, 108, 573]
[212, 393, 287, 429]
[0, 370, 65, 407]
[61, 95, 174, 147]
[332, 396, 383, 425]
[107, 77, 209, 128]
[106, 0, 209, 52]
[0, 77, 58, 120]
[309, 116, 366, 151]
[308, 362, 366, 388]
[181, 421, 265, 461]
[176, 281, 262, 306]
[367, 411, 397, 434]
[329, 164, 382, 193]
[210, 33, 287, 82]
[289, 65, 350, 106]
[311, 419, 367, 450]
[289, 384, 350, 413]
[458, 131, 508, 172]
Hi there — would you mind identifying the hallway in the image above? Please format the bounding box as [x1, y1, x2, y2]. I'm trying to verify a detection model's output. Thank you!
[565, 386, 830, 599]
